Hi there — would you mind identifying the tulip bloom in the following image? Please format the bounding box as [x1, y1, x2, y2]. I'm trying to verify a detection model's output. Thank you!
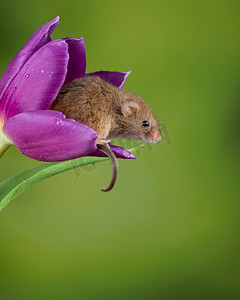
[0, 17, 134, 162]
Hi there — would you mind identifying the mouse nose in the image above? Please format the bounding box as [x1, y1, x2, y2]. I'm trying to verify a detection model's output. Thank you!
[153, 129, 161, 143]
[148, 131, 161, 143]
[153, 134, 161, 142]
[146, 128, 162, 143]
[154, 135, 161, 142]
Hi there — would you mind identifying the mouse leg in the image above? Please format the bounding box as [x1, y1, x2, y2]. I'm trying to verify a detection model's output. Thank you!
[96, 139, 118, 192]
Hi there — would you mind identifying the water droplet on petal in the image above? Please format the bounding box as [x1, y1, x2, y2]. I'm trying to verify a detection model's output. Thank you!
[56, 121, 60, 125]
[13, 87, 17, 92]
[41, 70, 44, 73]
[25, 74, 30, 79]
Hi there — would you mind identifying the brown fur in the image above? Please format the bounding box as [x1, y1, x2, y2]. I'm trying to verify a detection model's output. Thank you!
[50, 76, 161, 192]
[51, 76, 161, 143]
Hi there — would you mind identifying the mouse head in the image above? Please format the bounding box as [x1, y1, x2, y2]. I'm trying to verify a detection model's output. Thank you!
[120, 95, 161, 143]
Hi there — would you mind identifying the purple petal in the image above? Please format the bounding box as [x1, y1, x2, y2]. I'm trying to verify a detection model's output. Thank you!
[90, 144, 135, 159]
[0, 17, 59, 101]
[3, 110, 98, 162]
[110, 145, 135, 159]
[86, 70, 131, 89]
[64, 38, 86, 85]
[0, 40, 69, 121]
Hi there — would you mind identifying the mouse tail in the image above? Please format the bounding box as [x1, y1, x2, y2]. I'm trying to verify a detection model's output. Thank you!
[96, 141, 118, 192]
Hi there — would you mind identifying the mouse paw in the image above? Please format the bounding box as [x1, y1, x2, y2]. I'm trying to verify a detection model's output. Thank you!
[97, 139, 112, 146]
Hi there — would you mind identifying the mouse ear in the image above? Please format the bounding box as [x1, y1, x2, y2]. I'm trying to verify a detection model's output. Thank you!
[121, 99, 139, 116]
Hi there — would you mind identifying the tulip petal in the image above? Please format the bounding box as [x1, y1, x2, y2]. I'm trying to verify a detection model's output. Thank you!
[64, 38, 86, 85]
[0, 17, 59, 100]
[90, 145, 135, 159]
[86, 70, 131, 89]
[3, 110, 98, 162]
[0, 40, 69, 121]
[110, 145, 135, 159]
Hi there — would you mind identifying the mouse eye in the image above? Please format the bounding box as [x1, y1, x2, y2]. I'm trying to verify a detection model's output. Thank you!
[142, 120, 149, 127]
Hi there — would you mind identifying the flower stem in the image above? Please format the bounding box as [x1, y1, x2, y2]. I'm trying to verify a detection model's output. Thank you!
[0, 132, 11, 158]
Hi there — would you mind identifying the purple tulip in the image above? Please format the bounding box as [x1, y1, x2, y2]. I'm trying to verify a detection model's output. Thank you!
[0, 17, 134, 162]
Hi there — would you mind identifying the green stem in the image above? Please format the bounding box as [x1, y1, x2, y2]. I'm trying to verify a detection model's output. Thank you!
[0, 144, 144, 212]
[0, 132, 11, 158]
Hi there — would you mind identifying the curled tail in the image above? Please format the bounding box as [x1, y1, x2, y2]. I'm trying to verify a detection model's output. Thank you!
[97, 141, 118, 192]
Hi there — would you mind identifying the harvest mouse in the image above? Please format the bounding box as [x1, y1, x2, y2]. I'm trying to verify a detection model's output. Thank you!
[51, 76, 161, 191]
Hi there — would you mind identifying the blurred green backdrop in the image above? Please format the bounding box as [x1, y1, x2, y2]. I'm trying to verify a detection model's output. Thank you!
[0, 0, 240, 299]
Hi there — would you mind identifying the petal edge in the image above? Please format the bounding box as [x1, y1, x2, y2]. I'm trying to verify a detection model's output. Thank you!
[0, 40, 69, 121]
[0, 17, 59, 100]
[3, 110, 98, 162]
[86, 70, 131, 89]
[64, 38, 86, 85]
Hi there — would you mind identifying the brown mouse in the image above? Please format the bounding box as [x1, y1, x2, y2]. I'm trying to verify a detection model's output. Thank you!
[51, 76, 161, 191]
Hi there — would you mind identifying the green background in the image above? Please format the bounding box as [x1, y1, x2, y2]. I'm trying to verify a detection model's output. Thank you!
[0, 0, 240, 299]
